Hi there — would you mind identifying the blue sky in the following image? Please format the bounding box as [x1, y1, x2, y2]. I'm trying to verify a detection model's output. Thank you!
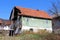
[0, 0, 57, 19]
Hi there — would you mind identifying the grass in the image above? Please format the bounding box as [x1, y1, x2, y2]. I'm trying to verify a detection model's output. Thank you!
[0, 30, 60, 40]
[0, 34, 45, 40]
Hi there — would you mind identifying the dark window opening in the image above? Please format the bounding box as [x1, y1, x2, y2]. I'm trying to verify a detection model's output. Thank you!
[0, 23, 2, 25]
[30, 28, 33, 32]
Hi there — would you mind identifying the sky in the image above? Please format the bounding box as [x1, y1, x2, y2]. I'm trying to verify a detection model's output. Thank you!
[0, 0, 57, 19]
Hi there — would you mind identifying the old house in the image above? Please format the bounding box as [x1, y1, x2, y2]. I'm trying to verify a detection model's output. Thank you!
[3, 20, 11, 30]
[0, 19, 11, 35]
[0, 19, 11, 29]
[0, 19, 3, 26]
[9, 6, 52, 34]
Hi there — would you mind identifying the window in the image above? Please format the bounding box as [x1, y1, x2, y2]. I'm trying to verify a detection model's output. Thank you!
[0, 23, 1, 25]
[26, 18, 29, 22]
[30, 28, 33, 32]
[46, 20, 48, 24]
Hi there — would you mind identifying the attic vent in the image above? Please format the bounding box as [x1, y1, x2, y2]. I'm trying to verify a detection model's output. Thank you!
[36, 9, 39, 11]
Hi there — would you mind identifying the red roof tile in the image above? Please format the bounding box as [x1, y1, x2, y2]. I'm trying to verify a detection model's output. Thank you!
[4, 20, 11, 26]
[0, 19, 11, 26]
[16, 6, 52, 19]
[0, 20, 3, 23]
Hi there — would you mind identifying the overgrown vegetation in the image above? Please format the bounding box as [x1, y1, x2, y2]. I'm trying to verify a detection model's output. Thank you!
[0, 30, 60, 40]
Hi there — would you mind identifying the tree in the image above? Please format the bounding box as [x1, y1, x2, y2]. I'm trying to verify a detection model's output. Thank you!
[48, 0, 60, 17]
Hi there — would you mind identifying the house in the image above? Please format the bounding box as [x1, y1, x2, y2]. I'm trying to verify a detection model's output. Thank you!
[0, 19, 3, 26]
[3, 20, 11, 30]
[0, 19, 11, 30]
[9, 6, 52, 34]
[0, 19, 11, 35]
[52, 14, 60, 34]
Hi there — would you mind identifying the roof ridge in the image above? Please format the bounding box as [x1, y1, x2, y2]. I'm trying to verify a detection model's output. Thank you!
[16, 6, 45, 11]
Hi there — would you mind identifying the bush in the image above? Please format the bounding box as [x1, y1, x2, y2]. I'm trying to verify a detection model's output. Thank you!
[45, 33, 60, 40]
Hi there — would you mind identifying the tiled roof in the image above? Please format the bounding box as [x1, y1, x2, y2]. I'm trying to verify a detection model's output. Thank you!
[4, 20, 11, 26]
[0, 20, 3, 23]
[0, 19, 11, 26]
[16, 6, 52, 19]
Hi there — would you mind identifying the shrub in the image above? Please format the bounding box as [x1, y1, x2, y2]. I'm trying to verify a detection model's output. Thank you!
[45, 33, 60, 40]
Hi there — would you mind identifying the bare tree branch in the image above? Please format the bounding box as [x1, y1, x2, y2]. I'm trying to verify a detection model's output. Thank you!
[48, 0, 60, 16]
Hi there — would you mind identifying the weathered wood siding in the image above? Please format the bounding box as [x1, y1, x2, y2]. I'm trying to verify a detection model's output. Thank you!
[52, 18, 60, 34]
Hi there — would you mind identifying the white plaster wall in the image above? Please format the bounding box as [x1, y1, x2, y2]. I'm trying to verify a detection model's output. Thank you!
[22, 26, 52, 33]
